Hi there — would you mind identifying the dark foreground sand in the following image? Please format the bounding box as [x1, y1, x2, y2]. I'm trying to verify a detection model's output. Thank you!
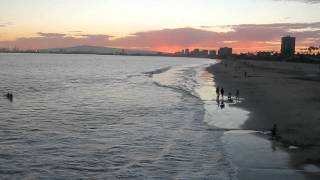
[207, 59, 320, 177]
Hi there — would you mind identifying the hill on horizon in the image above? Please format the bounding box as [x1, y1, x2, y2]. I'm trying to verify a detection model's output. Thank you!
[39, 45, 161, 55]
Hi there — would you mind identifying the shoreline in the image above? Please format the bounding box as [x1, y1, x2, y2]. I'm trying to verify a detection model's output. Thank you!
[206, 59, 320, 178]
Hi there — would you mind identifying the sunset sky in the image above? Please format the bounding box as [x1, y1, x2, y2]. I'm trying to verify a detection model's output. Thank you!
[0, 0, 319, 53]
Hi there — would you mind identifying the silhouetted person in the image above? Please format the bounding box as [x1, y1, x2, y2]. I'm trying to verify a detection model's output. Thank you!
[228, 92, 232, 102]
[244, 71, 248, 79]
[236, 89, 240, 100]
[216, 87, 220, 99]
[220, 88, 224, 99]
[220, 101, 225, 109]
[272, 124, 277, 138]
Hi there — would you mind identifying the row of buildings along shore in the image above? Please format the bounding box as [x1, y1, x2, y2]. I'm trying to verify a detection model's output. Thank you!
[173, 36, 320, 60]
[174, 47, 232, 58]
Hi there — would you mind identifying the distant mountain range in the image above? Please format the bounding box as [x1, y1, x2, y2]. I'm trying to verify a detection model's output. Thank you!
[39, 45, 161, 55]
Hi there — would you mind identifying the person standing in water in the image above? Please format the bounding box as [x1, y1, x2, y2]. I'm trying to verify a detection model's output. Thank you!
[220, 88, 225, 99]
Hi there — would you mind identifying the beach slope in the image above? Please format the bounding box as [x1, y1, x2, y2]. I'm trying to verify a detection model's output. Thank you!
[207, 59, 320, 167]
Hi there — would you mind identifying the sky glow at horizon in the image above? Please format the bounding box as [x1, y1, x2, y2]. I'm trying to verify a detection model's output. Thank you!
[0, 0, 319, 52]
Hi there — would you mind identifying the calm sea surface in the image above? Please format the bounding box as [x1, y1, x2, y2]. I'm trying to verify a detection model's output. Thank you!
[0, 53, 236, 179]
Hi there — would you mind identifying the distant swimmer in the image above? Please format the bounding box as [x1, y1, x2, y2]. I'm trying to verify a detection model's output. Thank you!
[220, 88, 225, 99]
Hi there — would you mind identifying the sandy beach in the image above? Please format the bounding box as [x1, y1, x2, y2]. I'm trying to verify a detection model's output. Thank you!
[207, 59, 320, 178]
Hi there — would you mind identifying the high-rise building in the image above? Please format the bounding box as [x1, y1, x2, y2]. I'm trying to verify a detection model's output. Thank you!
[218, 47, 232, 57]
[185, 49, 190, 55]
[281, 36, 296, 56]
[209, 50, 217, 57]
[191, 49, 200, 57]
[200, 49, 209, 57]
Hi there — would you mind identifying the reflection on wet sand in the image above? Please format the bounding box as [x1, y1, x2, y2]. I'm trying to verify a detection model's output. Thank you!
[196, 67, 314, 180]
[196, 69, 249, 130]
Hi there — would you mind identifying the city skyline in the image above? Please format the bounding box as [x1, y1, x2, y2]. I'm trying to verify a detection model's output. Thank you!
[0, 0, 320, 53]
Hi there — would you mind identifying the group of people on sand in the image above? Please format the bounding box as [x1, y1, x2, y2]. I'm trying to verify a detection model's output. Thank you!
[215, 87, 240, 109]
[216, 87, 240, 102]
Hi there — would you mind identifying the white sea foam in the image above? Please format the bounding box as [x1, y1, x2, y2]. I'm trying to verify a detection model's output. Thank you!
[152, 60, 250, 130]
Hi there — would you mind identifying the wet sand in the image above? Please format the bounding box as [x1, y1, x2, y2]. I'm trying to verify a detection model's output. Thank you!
[207, 59, 320, 179]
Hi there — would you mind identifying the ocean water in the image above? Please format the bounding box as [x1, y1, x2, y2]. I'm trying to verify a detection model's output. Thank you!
[0, 53, 237, 179]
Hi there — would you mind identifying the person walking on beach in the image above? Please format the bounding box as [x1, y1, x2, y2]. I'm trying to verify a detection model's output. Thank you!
[220, 88, 225, 99]
[216, 87, 220, 99]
